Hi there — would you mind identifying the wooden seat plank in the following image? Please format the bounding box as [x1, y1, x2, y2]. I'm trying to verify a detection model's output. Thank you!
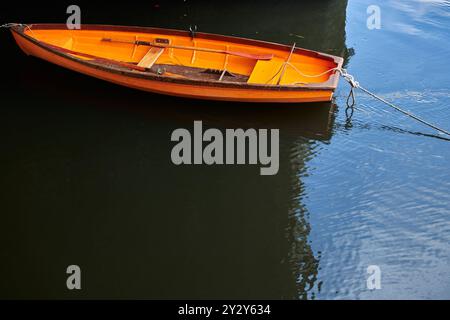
[137, 47, 164, 68]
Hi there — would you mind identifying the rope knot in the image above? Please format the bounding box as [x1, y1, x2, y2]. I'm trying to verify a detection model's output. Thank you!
[339, 68, 360, 88]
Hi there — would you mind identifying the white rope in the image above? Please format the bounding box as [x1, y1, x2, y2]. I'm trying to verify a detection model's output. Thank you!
[1, 23, 36, 38]
[265, 60, 340, 85]
[287, 62, 339, 79]
[339, 69, 450, 137]
[0, 23, 22, 28]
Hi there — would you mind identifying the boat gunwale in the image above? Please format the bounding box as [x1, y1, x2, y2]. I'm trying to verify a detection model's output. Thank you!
[11, 23, 344, 92]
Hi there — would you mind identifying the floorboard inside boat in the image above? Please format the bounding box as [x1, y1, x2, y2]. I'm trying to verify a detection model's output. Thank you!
[150, 64, 249, 83]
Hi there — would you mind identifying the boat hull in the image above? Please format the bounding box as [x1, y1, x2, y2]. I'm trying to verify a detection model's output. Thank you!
[11, 24, 342, 103]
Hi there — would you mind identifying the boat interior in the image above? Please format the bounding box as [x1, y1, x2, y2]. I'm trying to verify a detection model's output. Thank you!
[23, 28, 339, 86]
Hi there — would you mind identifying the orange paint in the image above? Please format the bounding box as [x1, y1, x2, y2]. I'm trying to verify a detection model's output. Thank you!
[11, 24, 344, 103]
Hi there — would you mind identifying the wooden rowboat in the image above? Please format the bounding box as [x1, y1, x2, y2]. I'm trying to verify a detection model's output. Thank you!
[10, 24, 344, 103]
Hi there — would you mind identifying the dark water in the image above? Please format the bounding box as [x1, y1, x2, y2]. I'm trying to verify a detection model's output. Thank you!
[0, 0, 449, 299]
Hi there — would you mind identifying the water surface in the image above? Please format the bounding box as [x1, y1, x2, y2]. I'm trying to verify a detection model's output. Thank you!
[0, 0, 449, 299]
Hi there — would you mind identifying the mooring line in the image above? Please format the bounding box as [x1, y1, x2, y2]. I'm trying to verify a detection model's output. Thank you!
[1, 23, 37, 38]
[1, 21, 449, 137]
[339, 69, 450, 137]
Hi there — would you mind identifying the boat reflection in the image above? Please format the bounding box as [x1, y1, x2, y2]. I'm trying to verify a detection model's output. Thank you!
[2, 0, 349, 299]
[10, 61, 336, 299]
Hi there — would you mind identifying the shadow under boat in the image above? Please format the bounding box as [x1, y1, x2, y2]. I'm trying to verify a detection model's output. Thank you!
[2, 61, 336, 299]
[0, 0, 348, 300]
[12, 53, 337, 141]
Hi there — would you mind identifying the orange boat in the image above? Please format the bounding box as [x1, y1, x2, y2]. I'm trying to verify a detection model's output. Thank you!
[10, 24, 344, 103]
